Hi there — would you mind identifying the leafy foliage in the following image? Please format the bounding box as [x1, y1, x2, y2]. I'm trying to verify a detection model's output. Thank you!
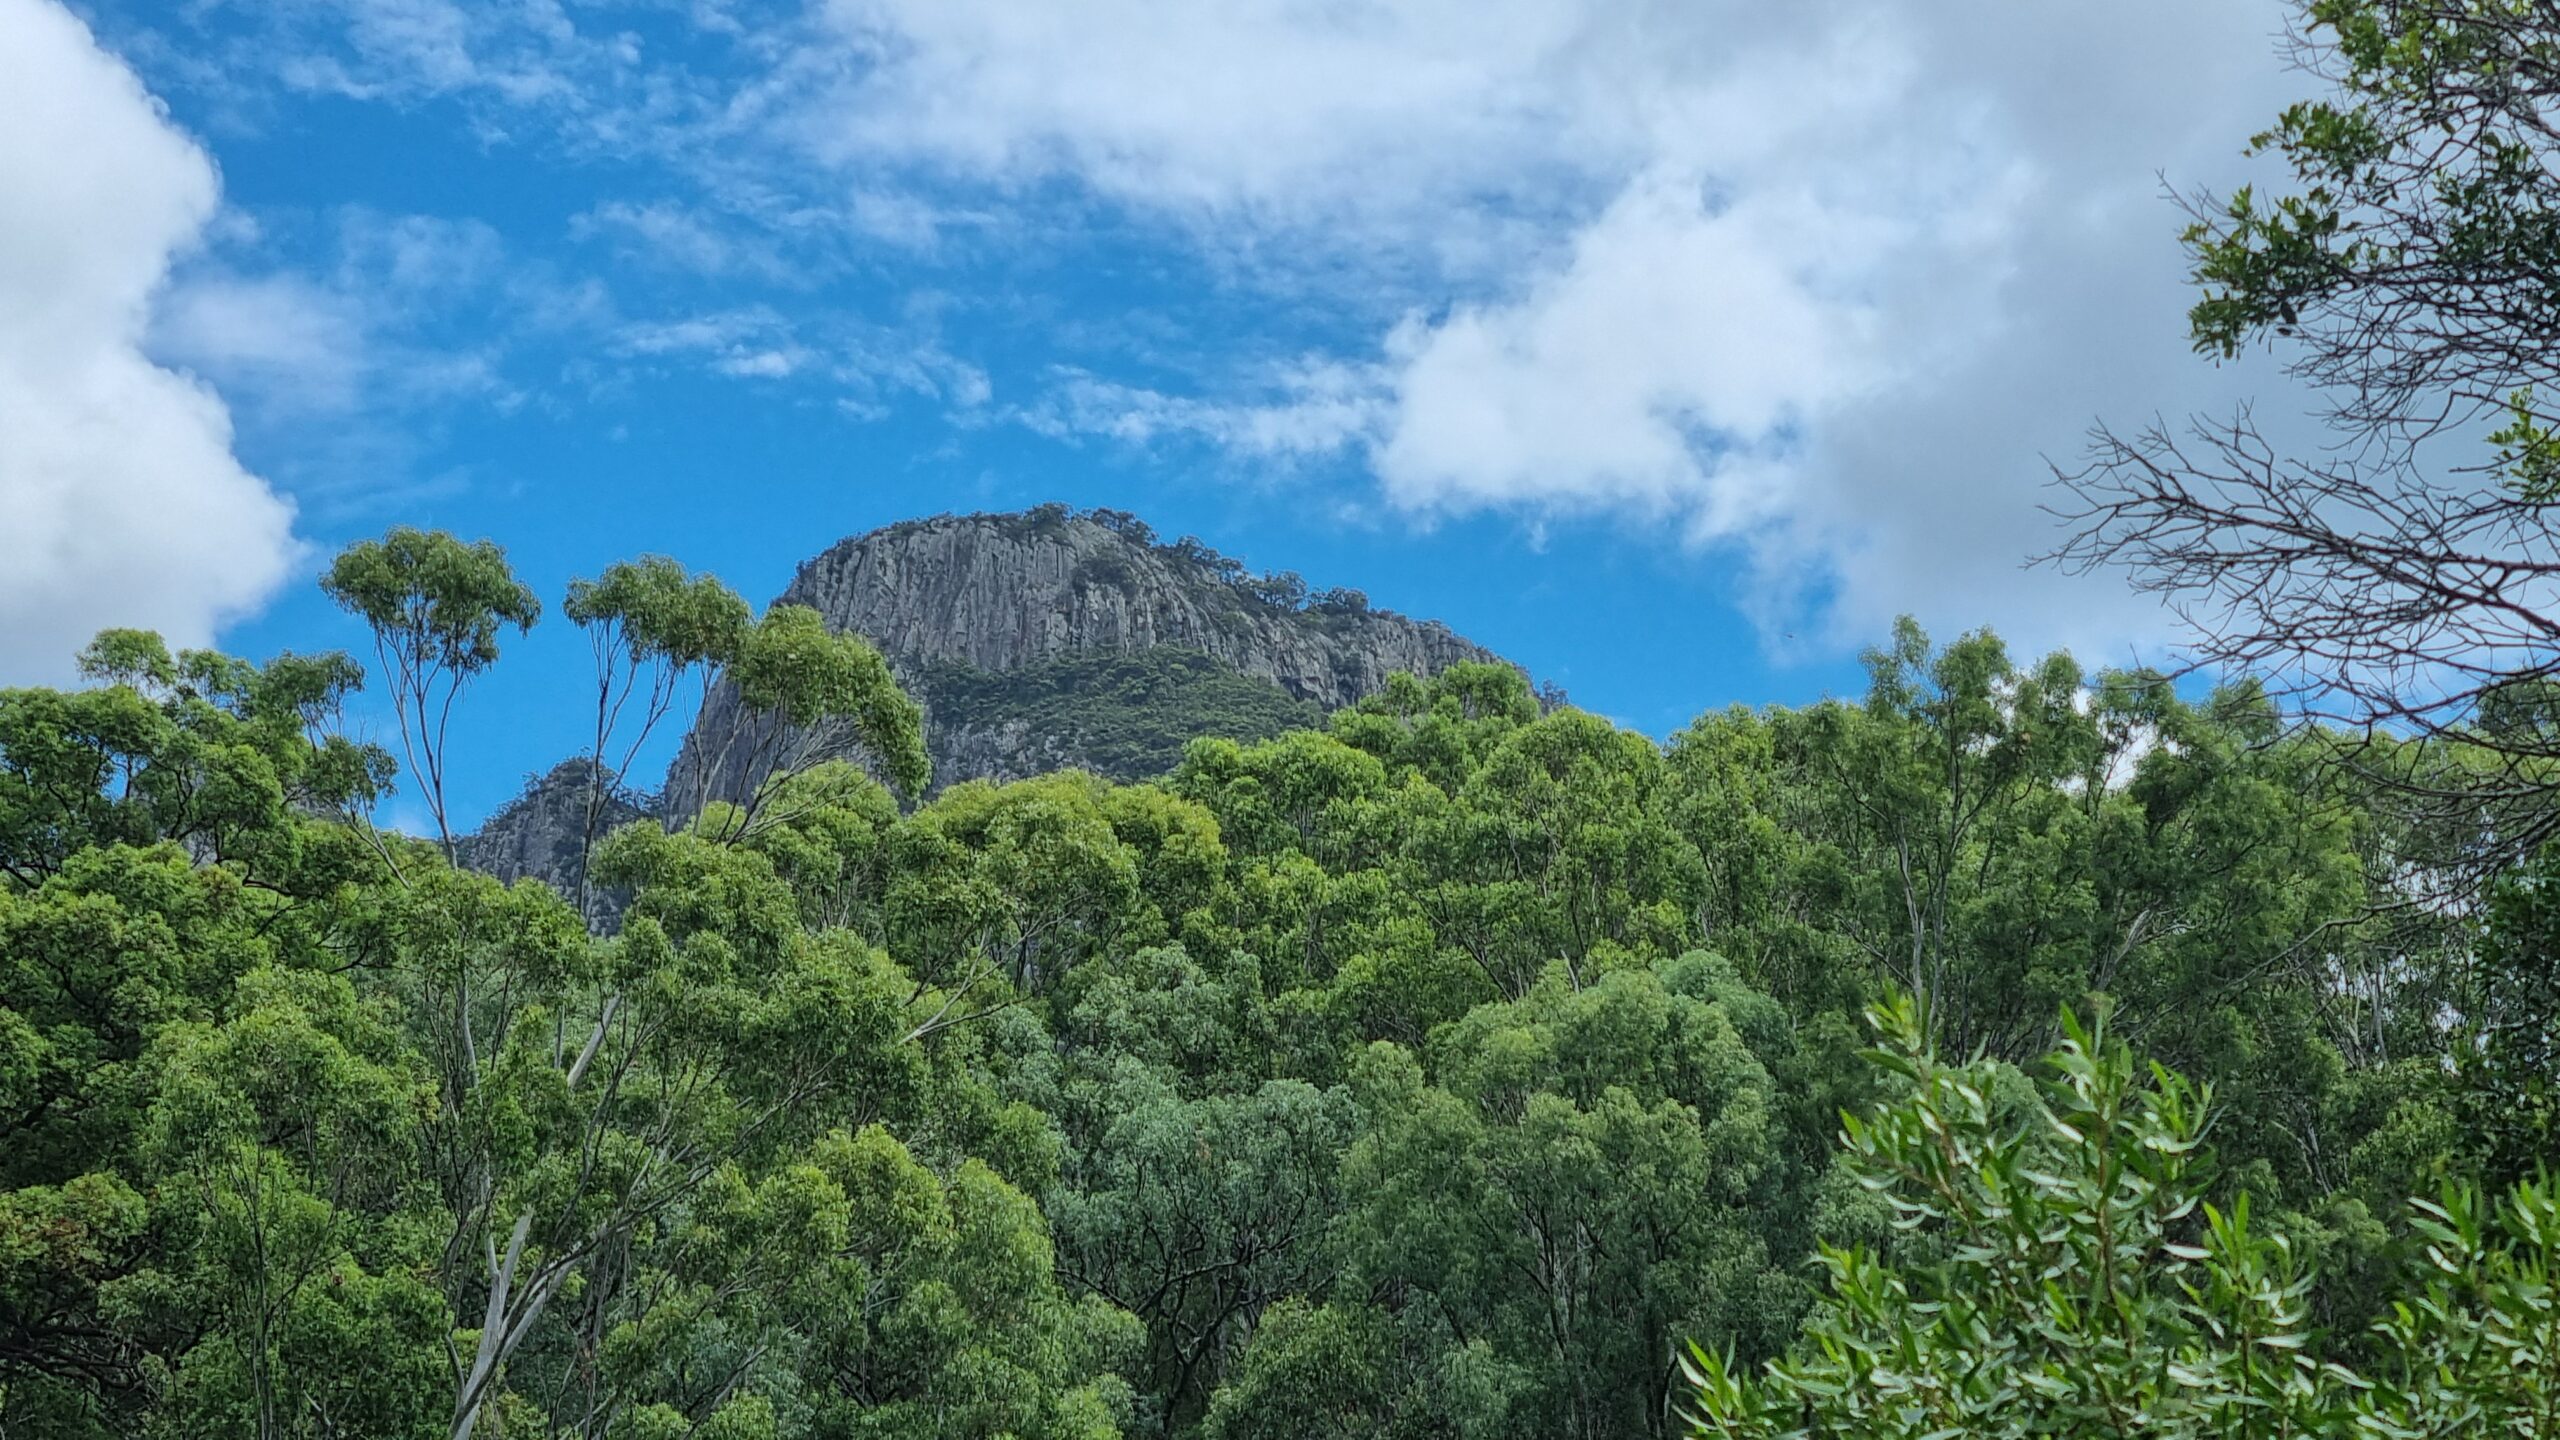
[1687, 995, 2560, 1440]
[560, 557, 753, 918]
[2459, 840, 2560, 1188]
[2055, 2, 2560, 879]
[0, 528, 2522, 1439]
[676, 601, 933, 837]
[321, 527, 540, 860]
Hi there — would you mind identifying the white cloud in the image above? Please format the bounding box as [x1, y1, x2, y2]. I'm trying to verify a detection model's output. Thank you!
[814, 0, 1615, 233]
[1020, 361, 1379, 460]
[0, 0, 296, 682]
[616, 305, 808, 374]
[803, 0, 2311, 657]
[144, 0, 740, 160]
[145, 209, 538, 518]
[97, 0, 2317, 660]
[273, 0, 587, 110]
[573, 198, 798, 280]
[716, 348, 802, 378]
[152, 272, 372, 414]
[1372, 169, 1894, 524]
[613, 302, 992, 411]
[847, 189, 950, 250]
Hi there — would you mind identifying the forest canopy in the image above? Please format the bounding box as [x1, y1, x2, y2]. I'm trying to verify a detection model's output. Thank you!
[2, 547, 2543, 1437]
[17, 5, 2560, 1435]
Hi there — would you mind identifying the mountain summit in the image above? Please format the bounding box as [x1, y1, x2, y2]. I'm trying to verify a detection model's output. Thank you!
[468, 506, 1533, 897]
[665, 505, 1528, 799]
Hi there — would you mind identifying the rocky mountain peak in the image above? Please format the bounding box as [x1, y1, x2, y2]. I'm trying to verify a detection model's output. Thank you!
[474, 507, 1538, 909]
[763, 505, 1509, 711]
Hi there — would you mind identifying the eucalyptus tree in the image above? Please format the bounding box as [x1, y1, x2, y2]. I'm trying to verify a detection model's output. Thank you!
[0, 636, 401, 1434]
[1399, 707, 1704, 1005]
[2460, 838, 2560, 1188]
[680, 604, 930, 839]
[1670, 620, 2379, 1072]
[321, 527, 540, 863]
[561, 556, 752, 918]
[1045, 1075, 1357, 1433]
[1, 630, 390, 890]
[1336, 956, 1801, 1440]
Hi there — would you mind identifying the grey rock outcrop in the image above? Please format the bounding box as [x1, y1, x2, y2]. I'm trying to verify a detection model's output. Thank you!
[665, 508, 1524, 801]
[457, 758, 649, 922]
[765, 511, 1499, 702]
[464, 508, 1538, 914]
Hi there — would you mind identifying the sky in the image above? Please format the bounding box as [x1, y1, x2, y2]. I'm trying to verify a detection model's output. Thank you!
[2, 0, 2324, 827]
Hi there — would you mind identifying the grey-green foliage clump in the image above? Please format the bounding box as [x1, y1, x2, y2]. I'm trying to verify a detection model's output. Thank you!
[1687, 995, 2560, 1440]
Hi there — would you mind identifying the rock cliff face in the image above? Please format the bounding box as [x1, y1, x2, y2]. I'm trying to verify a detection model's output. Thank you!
[466, 508, 1533, 913]
[456, 758, 648, 921]
[665, 508, 1523, 799]
[765, 511, 1500, 702]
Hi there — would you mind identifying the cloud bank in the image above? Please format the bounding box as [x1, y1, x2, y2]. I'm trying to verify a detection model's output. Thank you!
[0, 0, 295, 681]
[809, 0, 2309, 656]
[78, 0, 2320, 664]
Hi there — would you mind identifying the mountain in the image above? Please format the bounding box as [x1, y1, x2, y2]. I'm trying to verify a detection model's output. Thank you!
[455, 758, 639, 883]
[663, 506, 1532, 800]
[464, 506, 1535, 905]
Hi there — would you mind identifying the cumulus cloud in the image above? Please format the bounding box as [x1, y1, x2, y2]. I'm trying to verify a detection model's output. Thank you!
[805, 0, 2311, 656]
[0, 0, 296, 682]
[151, 272, 374, 415]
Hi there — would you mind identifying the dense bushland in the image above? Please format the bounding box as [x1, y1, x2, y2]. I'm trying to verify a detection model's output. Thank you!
[4, 543, 2538, 1437]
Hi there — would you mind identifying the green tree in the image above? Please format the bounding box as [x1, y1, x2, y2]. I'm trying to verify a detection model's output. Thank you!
[2460, 840, 2560, 1188]
[0, 637, 402, 1433]
[1664, 620, 2417, 1214]
[561, 556, 753, 920]
[1687, 993, 2560, 1440]
[741, 761, 905, 937]
[1331, 664, 1541, 797]
[1199, 1297, 1515, 1440]
[1339, 958, 1799, 1440]
[1392, 709, 1702, 1008]
[1189, 674, 1714, 1049]
[682, 605, 930, 837]
[606, 1126, 1138, 1440]
[2054, 1, 2560, 876]
[141, 966, 445, 1439]
[5, 553, 2529, 1440]
[321, 528, 541, 862]
[1175, 730, 1406, 1028]
[1, 632, 389, 889]
[0, 618, 1131, 1438]
[1045, 1074, 1355, 1433]
[887, 774, 1152, 1000]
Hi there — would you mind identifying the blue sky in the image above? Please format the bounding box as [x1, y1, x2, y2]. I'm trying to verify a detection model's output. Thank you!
[4, 0, 2316, 826]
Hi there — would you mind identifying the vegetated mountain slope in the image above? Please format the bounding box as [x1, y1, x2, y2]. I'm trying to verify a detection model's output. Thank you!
[662, 505, 1531, 802]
